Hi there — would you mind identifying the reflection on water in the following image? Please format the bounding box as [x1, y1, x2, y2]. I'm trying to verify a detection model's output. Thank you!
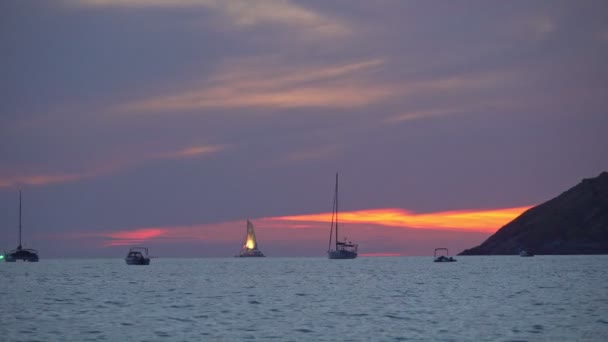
[1, 256, 607, 341]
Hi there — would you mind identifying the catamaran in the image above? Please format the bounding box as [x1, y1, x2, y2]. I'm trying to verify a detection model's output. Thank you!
[4, 191, 39, 262]
[328, 173, 358, 259]
[237, 220, 265, 257]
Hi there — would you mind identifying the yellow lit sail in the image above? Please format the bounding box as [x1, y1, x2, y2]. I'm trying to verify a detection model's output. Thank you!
[238, 220, 265, 257]
[245, 237, 256, 250]
[243, 220, 258, 250]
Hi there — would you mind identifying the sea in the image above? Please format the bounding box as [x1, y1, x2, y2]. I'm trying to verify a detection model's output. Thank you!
[1, 256, 607, 341]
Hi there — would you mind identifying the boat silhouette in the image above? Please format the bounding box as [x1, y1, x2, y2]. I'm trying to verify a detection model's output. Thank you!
[4, 191, 39, 262]
[328, 173, 358, 259]
[125, 247, 151, 265]
[434, 248, 456, 262]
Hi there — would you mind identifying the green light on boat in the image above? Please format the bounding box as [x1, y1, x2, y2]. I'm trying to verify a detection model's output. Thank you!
[0, 255, 4, 260]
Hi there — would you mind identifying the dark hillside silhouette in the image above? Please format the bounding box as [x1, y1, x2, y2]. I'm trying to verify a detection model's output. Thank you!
[460, 172, 608, 255]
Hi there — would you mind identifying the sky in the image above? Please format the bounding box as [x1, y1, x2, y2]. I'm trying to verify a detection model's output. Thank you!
[1, 0, 607, 257]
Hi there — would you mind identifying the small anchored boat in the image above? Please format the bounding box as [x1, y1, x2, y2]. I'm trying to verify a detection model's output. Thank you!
[519, 249, 534, 257]
[4, 191, 39, 262]
[125, 247, 151, 265]
[434, 248, 456, 262]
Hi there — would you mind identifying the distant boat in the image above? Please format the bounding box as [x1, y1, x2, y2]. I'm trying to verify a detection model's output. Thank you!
[328, 173, 358, 259]
[434, 248, 456, 262]
[4, 191, 39, 262]
[125, 247, 151, 265]
[237, 220, 265, 257]
[519, 249, 534, 257]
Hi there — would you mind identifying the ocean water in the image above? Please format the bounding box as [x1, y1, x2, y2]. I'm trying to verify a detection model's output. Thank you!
[1, 256, 607, 341]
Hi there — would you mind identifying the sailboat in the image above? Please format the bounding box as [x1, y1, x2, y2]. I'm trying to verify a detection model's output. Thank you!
[328, 173, 358, 259]
[4, 191, 39, 262]
[237, 220, 265, 257]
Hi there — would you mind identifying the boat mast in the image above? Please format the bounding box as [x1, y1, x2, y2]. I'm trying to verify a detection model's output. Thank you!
[328, 184, 336, 252]
[335, 173, 339, 249]
[18, 190, 22, 249]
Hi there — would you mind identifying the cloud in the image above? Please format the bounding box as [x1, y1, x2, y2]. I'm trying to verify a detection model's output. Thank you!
[163, 144, 226, 159]
[0, 144, 225, 188]
[0, 173, 86, 188]
[118, 56, 521, 121]
[119, 58, 392, 112]
[384, 108, 460, 124]
[69, 0, 349, 37]
[383, 99, 514, 124]
[101, 228, 168, 246]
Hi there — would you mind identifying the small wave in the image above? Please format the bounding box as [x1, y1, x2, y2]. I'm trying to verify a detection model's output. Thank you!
[84, 330, 102, 334]
[347, 313, 369, 317]
[168, 317, 194, 323]
[169, 304, 194, 309]
[384, 314, 410, 321]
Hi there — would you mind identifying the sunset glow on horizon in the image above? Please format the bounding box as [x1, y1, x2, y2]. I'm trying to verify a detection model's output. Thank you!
[89, 205, 532, 248]
[273, 206, 532, 233]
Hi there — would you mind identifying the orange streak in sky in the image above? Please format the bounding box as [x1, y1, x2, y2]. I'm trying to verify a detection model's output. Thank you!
[273, 206, 532, 232]
[105, 228, 168, 240]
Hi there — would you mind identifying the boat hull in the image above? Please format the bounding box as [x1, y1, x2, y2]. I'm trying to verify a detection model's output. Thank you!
[238, 250, 265, 257]
[4, 249, 39, 262]
[125, 258, 150, 265]
[328, 250, 357, 259]
[434, 256, 456, 262]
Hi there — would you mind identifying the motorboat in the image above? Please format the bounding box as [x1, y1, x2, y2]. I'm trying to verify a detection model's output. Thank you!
[434, 248, 456, 262]
[125, 247, 151, 265]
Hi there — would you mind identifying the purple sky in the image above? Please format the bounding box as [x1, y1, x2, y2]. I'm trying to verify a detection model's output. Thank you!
[1, 0, 607, 257]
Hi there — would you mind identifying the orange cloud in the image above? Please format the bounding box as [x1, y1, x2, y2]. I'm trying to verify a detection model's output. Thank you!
[272, 206, 532, 233]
